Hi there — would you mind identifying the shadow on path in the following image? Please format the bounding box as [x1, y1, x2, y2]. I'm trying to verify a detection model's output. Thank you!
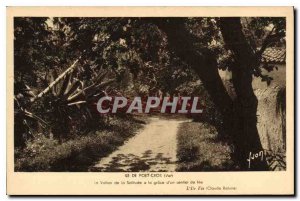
[90, 150, 175, 172]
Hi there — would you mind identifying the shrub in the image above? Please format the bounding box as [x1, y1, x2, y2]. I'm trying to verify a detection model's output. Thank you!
[15, 116, 144, 171]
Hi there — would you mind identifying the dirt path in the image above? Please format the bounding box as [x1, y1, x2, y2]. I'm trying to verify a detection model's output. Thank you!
[92, 117, 190, 172]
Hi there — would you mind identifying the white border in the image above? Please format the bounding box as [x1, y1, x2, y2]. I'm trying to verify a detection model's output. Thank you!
[1, 1, 299, 200]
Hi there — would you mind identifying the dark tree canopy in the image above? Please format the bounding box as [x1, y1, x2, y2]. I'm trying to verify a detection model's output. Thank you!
[14, 17, 285, 170]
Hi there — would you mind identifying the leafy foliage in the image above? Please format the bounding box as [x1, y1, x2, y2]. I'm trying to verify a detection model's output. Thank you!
[14, 17, 286, 171]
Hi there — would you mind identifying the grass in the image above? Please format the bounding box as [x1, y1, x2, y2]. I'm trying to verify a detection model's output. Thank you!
[15, 116, 145, 172]
[176, 121, 239, 171]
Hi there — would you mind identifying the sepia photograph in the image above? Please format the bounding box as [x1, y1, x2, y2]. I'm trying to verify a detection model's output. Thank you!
[13, 16, 287, 172]
[6, 6, 294, 195]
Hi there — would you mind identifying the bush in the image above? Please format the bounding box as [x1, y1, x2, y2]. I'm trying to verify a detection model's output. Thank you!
[15, 116, 144, 171]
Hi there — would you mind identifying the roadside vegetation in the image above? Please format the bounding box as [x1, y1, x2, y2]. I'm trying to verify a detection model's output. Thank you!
[15, 115, 145, 171]
[14, 17, 285, 171]
[176, 121, 239, 171]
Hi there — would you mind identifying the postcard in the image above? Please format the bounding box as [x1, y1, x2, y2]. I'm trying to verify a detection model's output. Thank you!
[7, 6, 294, 195]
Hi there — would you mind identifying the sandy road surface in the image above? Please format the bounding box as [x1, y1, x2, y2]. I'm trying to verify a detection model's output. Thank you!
[92, 117, 189, 172]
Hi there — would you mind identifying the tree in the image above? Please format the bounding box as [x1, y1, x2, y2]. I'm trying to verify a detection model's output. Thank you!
[150, 17, 285, 170]
[14, 17, 285, 170]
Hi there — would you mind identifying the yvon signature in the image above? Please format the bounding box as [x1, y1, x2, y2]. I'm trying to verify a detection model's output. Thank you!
[247, 151, 265, 169]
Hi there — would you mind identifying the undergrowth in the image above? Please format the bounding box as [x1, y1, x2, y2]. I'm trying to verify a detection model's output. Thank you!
[15, 116, 145, 171]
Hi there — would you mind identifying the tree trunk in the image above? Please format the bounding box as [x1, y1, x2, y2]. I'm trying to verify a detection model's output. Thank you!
[220, 18, 268, 170]
[152, 18, 233, 118]
[152, 18, 268, 170]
